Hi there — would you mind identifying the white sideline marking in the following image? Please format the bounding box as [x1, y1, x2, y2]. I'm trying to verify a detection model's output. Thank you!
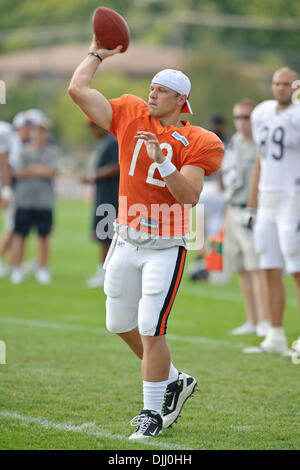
[0, 411, 193, 450]
[0, 317, 247, 348]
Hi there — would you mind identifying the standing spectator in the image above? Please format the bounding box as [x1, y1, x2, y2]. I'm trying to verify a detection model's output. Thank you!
[83, 119, 119, 288]
[222, 99, 269, 337]
[10, 115, 59, 285]
[210, 115, 228, 145]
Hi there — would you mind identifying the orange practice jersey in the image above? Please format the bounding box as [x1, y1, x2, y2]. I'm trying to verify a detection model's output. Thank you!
[109, 94, 224, 237]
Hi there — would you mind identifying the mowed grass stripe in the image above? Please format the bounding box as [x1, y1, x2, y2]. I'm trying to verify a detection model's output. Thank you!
[183, 285, 298, 308]
[0, 316, 247, 348]
[0, 411, 193, 451]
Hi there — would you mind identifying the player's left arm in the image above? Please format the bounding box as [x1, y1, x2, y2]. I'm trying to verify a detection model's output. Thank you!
[247, 152, 260, 210]
[164, 165, 204, 206]
[25, 165, 57, 179]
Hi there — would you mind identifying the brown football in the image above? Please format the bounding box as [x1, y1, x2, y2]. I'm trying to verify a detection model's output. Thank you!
[92, 7, 130, 53]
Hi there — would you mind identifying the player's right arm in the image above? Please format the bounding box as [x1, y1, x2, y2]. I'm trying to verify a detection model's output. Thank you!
[247, 152, 260, 209]
[68, 36, 122, 131]
[243, 152, 261, 230]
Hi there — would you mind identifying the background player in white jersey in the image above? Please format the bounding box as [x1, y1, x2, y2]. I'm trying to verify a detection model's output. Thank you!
[244, 67, 300, 356]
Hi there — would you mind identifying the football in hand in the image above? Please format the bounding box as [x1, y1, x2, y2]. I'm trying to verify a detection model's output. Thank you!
[92, 7, 130, 53]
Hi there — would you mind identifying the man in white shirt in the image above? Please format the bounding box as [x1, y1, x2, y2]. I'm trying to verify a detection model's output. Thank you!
[0, 112, 35, 277]
[244, 67, 300, 357]
[222, 99, 269, 337]
[0, 110, 47, 278]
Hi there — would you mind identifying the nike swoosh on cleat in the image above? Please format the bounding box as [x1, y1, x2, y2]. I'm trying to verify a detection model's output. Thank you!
[167, 395, 177, 411]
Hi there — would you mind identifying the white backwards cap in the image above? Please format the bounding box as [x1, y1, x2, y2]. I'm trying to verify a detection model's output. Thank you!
[151, 69, 192, 114]
[25, 109, 47, 126]
[13, 112, 30, 129]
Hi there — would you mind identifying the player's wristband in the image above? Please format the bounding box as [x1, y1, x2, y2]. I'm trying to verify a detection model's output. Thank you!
[0, 186, 13, 201]
[157, 159, 176, 178]
[88, 52, 103, 62]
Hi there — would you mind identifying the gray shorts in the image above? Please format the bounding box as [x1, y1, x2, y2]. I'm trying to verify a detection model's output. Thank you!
[223, 205, 260, 273]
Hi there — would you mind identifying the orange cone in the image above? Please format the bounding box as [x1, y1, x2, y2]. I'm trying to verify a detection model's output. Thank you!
[204, 230, 224, 271]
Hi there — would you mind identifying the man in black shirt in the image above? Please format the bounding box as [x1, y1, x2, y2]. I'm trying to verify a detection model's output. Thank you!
[83, 119, 119, 287]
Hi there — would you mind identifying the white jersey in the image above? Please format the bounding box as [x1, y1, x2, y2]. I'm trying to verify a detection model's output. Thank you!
[251, 100, 300, 191]
[0, 121, 12, 154]
[0, 122, 22, 169]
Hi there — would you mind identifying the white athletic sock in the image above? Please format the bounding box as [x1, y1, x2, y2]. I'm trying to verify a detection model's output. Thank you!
[168, 363, 179, 384]
[269, 326, 285, 338]
[143, 380, 168, 415]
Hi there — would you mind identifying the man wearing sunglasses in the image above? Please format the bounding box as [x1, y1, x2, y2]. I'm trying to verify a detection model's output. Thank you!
[222, 99, 269, 338]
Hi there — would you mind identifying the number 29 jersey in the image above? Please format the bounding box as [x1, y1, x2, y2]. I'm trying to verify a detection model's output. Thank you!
[251, 100, 300, 192]
[109, 94, 224, 237]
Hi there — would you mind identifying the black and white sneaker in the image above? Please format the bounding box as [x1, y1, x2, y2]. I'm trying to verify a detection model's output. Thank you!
[129, 409, 163, 440]
[162, 372, 197, 428]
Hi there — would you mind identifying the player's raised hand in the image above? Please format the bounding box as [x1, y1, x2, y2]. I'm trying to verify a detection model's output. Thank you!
[89, 35, 123, 59]
[135, 131, 165, 163]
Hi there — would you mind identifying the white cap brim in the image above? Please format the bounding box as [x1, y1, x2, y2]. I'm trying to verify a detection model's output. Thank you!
[181, 99, 193, 114]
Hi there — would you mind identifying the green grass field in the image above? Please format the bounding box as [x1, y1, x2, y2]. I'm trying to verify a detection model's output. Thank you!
[0, 200, 299, 450]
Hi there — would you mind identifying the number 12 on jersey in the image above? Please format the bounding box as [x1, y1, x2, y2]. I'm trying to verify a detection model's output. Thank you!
[129, 138, 173, 188]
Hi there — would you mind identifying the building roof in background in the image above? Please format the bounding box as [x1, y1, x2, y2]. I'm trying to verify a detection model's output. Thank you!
[0, 43, 184, 84]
